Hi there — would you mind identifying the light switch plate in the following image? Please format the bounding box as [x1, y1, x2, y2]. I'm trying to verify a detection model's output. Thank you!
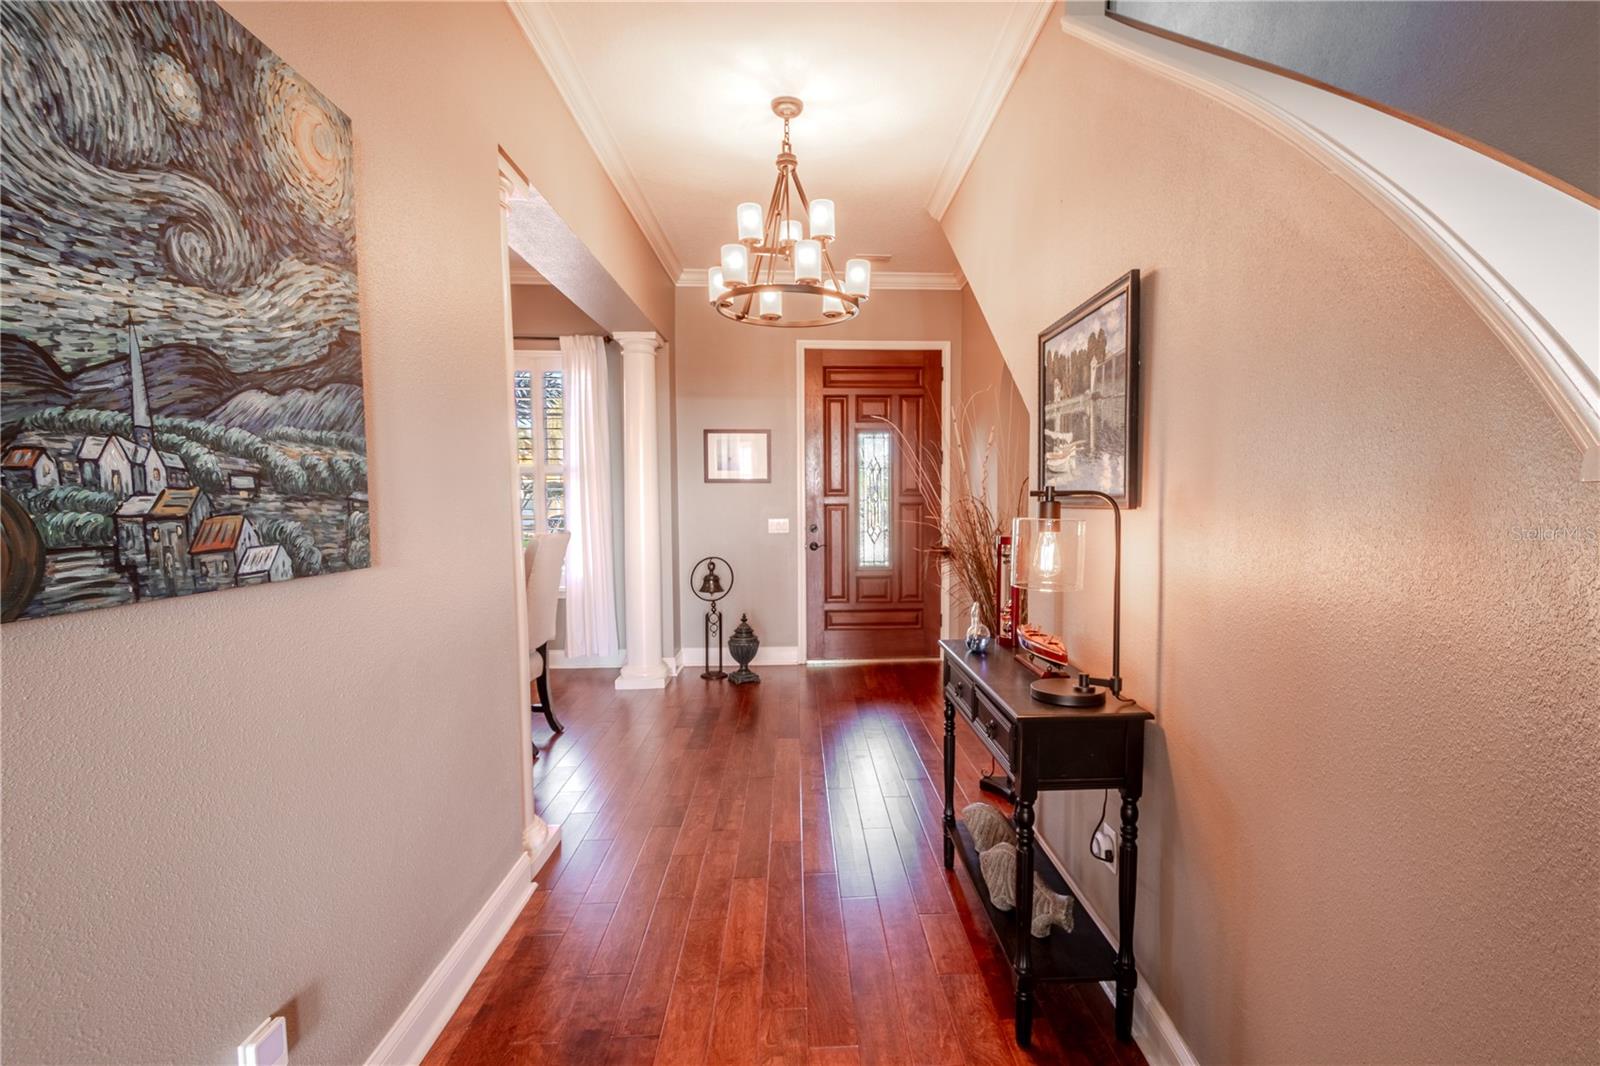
[767, 518, 790, 534]
[237, 1016, 289, 1066]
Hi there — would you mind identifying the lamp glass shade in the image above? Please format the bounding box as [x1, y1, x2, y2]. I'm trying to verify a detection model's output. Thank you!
[809, 198, 836, 239]
[736, 202, 764, 242]
[1011, 516, 1085, 593]
[793, 240, 822, 283]
[822, 279, 845, 319]
[781, 219, 804, 245]
[844, 258, 872, 297]
[758, 289, 782, 320]
[707, 267, 729, 305]
[720, 243, 749, 284]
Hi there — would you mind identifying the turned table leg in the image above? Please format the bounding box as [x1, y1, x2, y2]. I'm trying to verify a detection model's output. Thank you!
[1013, 792, 1036, 1046]
[1114, 788, 1140, 1042]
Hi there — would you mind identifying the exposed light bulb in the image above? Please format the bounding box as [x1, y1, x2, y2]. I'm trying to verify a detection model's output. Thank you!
[720, 243, 749, 285]
[1035, 531, 1061, 582]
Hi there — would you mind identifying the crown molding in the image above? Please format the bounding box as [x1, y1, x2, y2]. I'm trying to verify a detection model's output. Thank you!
[926, 1, 1053, 222]
[507, 2, 683, 281]
[676, 268, 965, 292]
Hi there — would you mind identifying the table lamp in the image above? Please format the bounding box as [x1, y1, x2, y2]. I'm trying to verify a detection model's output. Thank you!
[1012, 487, 1126, 707]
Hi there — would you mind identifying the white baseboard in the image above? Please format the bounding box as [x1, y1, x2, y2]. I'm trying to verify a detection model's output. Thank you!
[548, 648, 625, 670]
[365, 853, 535, 1066]
[1034, 835, 1198, 1066]
[677, 645, 802, 668]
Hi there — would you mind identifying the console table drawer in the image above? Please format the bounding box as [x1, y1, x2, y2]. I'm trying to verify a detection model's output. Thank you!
[943, 664, 975, 718]
[972, 686, 1016, 771]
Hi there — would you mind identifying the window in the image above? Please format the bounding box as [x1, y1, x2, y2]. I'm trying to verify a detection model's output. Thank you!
[515, 355, 566, 541]
[857, 428, 891, 569]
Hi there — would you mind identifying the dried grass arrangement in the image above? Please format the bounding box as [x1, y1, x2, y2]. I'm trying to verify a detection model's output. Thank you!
[883, 390, 1027, 636]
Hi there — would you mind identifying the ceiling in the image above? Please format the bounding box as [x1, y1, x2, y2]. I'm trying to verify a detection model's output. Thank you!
[511, 2, 1052, 287]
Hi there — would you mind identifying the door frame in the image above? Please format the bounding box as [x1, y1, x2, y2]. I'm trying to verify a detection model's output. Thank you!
[794, 340, 952, 663]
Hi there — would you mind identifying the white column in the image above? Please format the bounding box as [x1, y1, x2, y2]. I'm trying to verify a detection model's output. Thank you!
[615, 330, 668, 689]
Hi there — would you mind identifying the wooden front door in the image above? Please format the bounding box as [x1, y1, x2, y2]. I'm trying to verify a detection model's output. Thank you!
[805, 348, 942, 660]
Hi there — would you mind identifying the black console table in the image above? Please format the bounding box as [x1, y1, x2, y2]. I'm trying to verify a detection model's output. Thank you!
[940, 639, 1152, 1046]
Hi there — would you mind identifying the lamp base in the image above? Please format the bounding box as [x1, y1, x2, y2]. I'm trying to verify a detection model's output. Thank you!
[1030, 676, 1107, 708]
[978, 772, 1017, 802]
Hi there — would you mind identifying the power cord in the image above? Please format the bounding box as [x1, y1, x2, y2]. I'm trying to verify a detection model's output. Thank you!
[1089, 789, 1113, 864]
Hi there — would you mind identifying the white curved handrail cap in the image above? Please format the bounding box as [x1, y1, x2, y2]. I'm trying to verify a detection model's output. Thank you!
[1061, 11, 1600, 482]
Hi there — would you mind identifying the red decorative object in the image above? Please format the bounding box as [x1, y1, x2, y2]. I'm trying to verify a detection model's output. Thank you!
[995, 534, 1014, 647]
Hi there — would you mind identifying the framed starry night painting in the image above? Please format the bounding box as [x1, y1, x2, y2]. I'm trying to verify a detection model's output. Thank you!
[0, 2, 369, 622]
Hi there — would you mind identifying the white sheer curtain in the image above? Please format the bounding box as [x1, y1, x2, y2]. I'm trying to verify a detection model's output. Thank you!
[559, 334, 619, 657]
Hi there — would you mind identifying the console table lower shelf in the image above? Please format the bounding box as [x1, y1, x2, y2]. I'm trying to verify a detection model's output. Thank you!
[948, 821, 1117, 983]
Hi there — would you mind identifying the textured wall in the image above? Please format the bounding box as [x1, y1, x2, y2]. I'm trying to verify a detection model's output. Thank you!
[1109, 0, 1600, 198]
[672, 286, 963, 649]
[511, 283, 606, 337]
[0, 3, 668, 1063]
[944, 25, 1599, 1064]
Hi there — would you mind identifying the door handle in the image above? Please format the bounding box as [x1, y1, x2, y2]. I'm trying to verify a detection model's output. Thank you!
[808, 540, 826, 551]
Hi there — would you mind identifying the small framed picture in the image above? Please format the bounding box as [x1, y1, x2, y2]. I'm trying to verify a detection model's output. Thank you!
[1038, 270, 1141, 508]
[704, 429, 771, 483]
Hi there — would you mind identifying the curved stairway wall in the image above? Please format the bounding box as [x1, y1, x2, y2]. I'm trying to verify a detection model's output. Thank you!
[942, 16, 1599, 1065]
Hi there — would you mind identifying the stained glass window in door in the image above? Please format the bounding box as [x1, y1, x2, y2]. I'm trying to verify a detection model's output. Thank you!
[857, 429, 891, 569]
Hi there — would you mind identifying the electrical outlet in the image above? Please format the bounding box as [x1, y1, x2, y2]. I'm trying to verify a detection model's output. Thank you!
[1091, 824, 1118, 865]
[237, 1017, 289, 1066]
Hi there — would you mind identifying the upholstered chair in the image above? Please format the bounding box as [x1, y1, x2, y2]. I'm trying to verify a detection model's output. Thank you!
[525, 532, 570, 742]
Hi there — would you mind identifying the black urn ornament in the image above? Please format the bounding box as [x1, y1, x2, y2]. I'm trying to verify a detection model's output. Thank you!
[728, 613, 761, 685]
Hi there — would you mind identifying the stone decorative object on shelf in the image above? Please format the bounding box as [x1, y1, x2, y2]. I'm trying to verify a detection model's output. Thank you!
[962, 802, 1014, 853]
[978, 842, 1075, 938]
[728, 613, 761, 685]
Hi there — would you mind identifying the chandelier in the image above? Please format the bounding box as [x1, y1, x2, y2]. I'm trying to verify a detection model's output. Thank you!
[707, 96, 871, 328]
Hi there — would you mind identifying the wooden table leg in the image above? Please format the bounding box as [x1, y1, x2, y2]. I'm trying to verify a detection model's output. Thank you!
[1013, 792, 1035, 1046]
[1114, 788, 1140, 1042]
[942, 696, 956, 869]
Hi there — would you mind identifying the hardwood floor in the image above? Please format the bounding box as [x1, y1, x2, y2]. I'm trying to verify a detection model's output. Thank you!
[424, 663, 1147, 1066]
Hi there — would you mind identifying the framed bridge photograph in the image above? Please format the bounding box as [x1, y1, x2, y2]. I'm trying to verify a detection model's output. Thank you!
[1037, 270, 1141, 509]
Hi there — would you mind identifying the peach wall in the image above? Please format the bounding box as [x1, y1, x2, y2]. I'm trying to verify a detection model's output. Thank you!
[0, 4, 669, 1063]
[672, 285, 963, 649]
[944, 25, 1598, 1065]
[511, 283, 606, 338]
